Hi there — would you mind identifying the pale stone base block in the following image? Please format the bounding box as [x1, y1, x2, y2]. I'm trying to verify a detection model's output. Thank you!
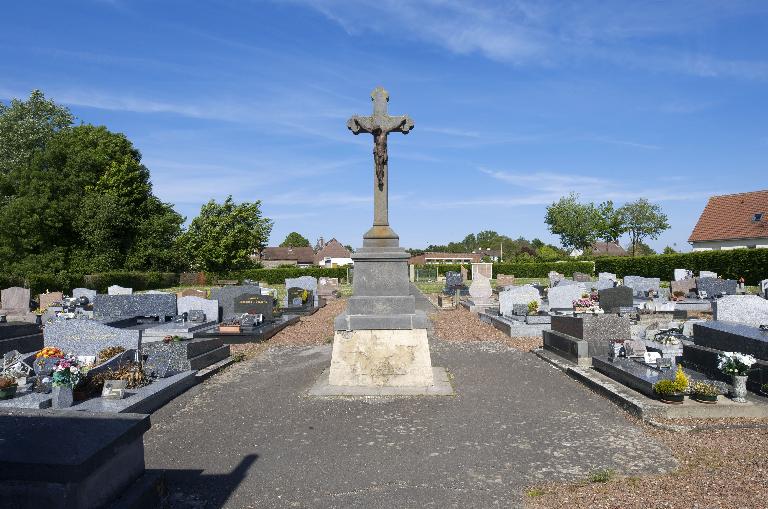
[328, 328, 435, 387]
[309, 367, 453, 397]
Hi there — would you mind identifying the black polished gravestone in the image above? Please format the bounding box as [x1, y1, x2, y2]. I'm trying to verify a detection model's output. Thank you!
[598, 286, 634, 313]
[442, 271, 469, 296]
[286, 287, 314, 309]
[233, 293, 274, 321]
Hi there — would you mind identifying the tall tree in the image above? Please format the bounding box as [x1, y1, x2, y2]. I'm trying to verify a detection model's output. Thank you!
[181, 196, 273, 273]
[595, 200, 626, 244]
[544, 193, 600, 252]
[618, 198, 670, 257]
[279, 232, 310, 248]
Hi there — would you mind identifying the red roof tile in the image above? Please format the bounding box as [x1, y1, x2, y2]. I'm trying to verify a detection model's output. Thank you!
[689, 190, 768, 242]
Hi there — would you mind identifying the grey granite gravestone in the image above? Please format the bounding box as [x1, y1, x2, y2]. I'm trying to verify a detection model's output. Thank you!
[443, 271, 468, 295]
[233, 293, 273, 321]
[93, 294, 177, 319]
[674, 269, 693, 281]
[553, 314, 632, 341]
[696, 277, 738, 298]
[188, 310, 205, 323]
[598, 272, 616, 281]
[1, 287, 30, 313]
[623, 276, 661, 298]
[713, 295, 768, 327]
[318, 277, 340, 299]
[142, 320, 216, 342]
[762, 279, 768, 299]
[283, 276, 319, 307]
[547, 283, 587, 310]
[43, 319, 140, 356]
[499, 285, 541, 317]
[596, 278, 616, 290]
[699, 270, 717, 279]
[143, 350, 172, 378]
[208, 285, 261, 320]
[286, 287, 313, 308]
[548, 271, 564, 287]
[107, 285, 132, 295]
[598, 286, 634, 313]
[555, 279, 581, 287]
[177, 296, 219, 323]
[573, 272, 591, 282]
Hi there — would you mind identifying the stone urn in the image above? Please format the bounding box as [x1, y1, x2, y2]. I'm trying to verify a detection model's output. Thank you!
[52, 386, 74, 408]
[731, 375, 748, 403]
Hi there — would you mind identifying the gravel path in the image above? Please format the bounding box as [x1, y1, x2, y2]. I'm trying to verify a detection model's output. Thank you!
[431, 306, 543, 352]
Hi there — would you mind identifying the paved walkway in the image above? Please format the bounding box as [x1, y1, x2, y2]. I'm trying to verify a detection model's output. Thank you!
[144, 341, 675, 508]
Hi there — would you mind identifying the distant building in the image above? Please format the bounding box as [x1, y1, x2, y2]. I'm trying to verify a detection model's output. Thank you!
[570, 242, 628, 257]
[689, 190, 768, 251]
[409, 252, 482, 265]
[315, 238, 353, 267]
[260, 247, 316, 268]
[471, 248, 502, 262]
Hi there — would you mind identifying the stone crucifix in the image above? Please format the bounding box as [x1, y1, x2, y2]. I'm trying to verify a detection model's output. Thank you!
[348, 87, 414, 242]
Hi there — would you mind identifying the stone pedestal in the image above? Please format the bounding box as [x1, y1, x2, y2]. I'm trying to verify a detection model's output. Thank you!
[329, 328, 434, 386]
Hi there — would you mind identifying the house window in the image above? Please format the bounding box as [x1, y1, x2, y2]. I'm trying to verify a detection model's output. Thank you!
[753, 212, 764, 222]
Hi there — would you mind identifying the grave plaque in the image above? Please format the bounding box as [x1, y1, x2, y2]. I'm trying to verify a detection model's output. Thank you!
[102, 380, 127, 400]
[286, 287, 313, 309]
[233, 293, 273, 321]
[187, 310, 206, 323]
[445, 272, 462, 288]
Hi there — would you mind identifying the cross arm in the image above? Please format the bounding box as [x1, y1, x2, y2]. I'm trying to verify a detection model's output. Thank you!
[347, 114, 415, 135]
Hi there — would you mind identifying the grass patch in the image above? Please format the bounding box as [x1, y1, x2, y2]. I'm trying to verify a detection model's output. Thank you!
[587, 468, 615, 483]
[526, 488, 545, 497]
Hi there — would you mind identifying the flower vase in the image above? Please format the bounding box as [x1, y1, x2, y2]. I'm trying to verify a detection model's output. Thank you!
[52, 386, 73, 408]
[731, 375, 748, 403]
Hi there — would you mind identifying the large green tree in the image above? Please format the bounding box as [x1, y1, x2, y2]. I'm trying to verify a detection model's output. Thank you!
[595, 200, 626, 244]
[0, 92, 184, 274]
[544, 193, 600, 252]
[279, 231, 310, 248]
[618, 199, 670, 257]
[180, 196, 273, 273]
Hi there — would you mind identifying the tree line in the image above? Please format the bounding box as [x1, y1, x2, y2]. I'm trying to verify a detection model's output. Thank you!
[0, 91, 273, 276]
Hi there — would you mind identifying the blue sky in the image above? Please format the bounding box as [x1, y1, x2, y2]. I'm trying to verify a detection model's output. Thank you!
[2, 1, 767, 252]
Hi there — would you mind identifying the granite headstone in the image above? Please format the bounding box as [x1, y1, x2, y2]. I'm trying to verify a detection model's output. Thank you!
[233, 293, 273, 321]
[209, 285, 262, 320]
[623, 276, 661, 298]
[548, 283, 587, 310]
[177, 296, 219, 323]
[107, 285, 132, 296]
[283, 276, 319, 307]
[712, 295, 768, 327]
[696, 277, 738, 298]
[598, 286, 634, 313]
[43, 319, 141, 356]
[499, 285, 541, 317]
[93, 294, 177, 319]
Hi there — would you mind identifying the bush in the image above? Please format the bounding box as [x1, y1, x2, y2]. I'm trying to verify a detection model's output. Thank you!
[414, 261, 594, 279]
[594, 249, 768, 285]
[229, 267, 350, 285]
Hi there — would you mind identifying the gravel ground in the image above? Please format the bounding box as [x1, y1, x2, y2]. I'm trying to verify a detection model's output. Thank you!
[525, 416, 768, 509]
[230, 299, 347, 359]
[430, 306, 543, 352]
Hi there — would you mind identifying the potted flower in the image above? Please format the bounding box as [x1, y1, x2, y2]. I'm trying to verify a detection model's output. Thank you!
[653, 365, 689, 404]
[718, 352, 757, 403]
[527, 301, 539, 316]
[33, 346, 65, 375]
[0, 375, 18, 400]
[573, 294, 603, 314]
[689, 381, 720, 404]
[51, 356, 82, 408]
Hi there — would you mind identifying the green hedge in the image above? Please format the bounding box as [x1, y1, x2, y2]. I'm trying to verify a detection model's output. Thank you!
[415, 261, 595, 278]
[229, 267, 350, 285]
[594, 249, 768, 285]
[82, 272, 179, 293]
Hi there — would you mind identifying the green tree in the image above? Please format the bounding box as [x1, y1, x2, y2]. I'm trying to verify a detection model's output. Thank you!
[618, 198, 670, 257]
[544, 193, 600, 252]
[662, 245, 677, 255]
[626, 241, 657, 257]
[279, 231, 310, 248]
[0, 90, 74, 194]
[595, 200, 626, 244]
[535, 245, 561, 261]
[181, 196, 273, 273]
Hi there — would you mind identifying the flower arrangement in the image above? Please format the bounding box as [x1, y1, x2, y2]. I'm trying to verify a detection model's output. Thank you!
[653, 366, 688, 398]
[162, 335, 185, 343]
[690, 381, 720, 398]
[573, 293, 602, 313]
[527, 300, 539, 316]
[36, 347, 64, 359]
[300, 289, 310, 304]
[718, 352, 757, 376]
[51, 357, 82, 388]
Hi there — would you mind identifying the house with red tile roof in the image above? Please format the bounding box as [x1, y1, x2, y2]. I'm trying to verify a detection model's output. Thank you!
[689, 190, 768, 251]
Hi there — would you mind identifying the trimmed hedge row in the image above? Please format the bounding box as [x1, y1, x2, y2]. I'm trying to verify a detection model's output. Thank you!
[416, 261, 595, 278]
[83, 272, 179, 293]
[594, 249, 768, 285]
[229, 267, 350, 285]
